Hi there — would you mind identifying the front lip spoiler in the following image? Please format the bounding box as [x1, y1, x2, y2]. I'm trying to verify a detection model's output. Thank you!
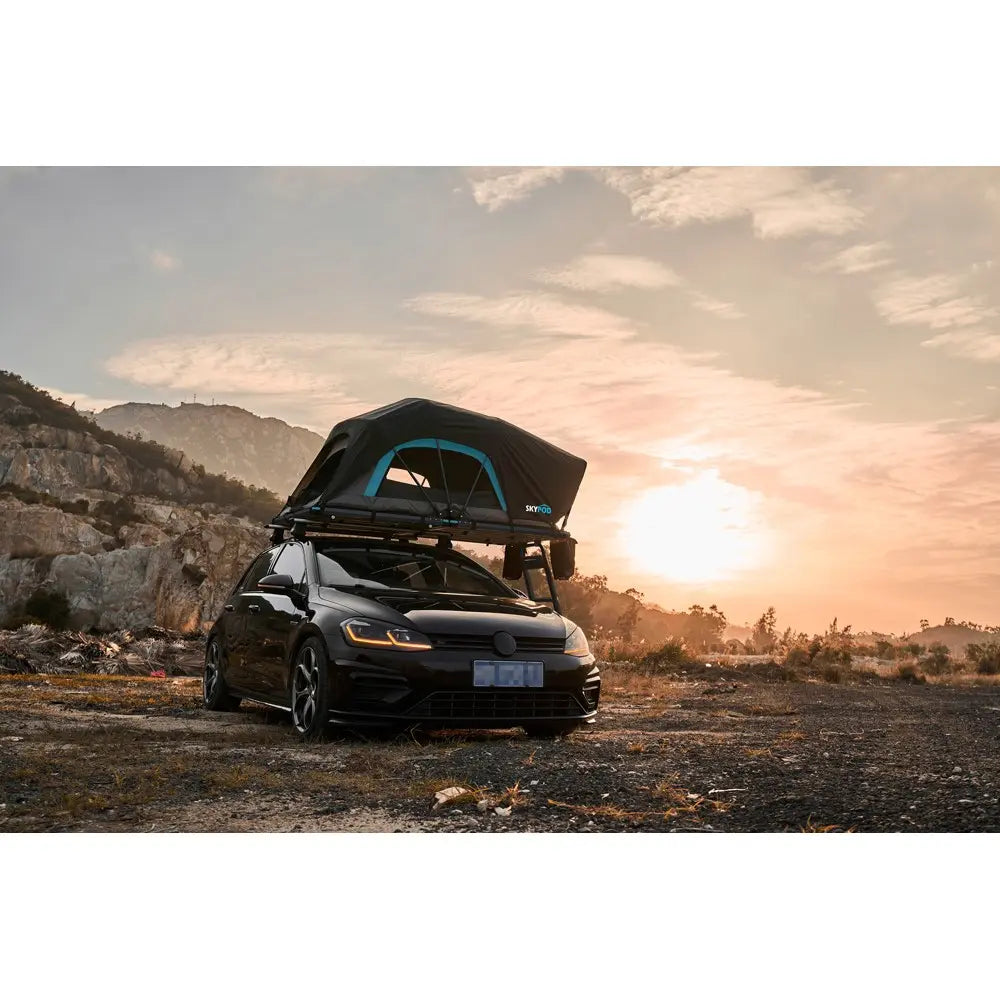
[223, 692, 599, 729]
[326, 707, 598, 727]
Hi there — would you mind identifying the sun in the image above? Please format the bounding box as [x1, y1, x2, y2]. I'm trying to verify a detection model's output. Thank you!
[619, 470, 772, 584]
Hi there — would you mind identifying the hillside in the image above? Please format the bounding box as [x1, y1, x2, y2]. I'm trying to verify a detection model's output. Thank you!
[0, 371, 272, 631]
[96, 401, 324, 498]
[905, 624, 997, 656]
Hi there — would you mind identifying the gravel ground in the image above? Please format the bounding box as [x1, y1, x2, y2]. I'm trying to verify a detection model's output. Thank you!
[2, 665, 1000, 832]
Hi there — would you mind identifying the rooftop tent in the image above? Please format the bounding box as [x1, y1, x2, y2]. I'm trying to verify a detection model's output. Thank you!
[276, 398, 587, 542]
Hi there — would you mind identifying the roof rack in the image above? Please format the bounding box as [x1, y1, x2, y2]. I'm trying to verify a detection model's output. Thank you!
[267, 504, 574, 548]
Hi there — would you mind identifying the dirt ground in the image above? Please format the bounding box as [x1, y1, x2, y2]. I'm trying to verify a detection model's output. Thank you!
[3, 663, 1000, 832]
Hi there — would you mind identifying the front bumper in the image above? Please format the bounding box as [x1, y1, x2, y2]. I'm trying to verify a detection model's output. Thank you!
[324, 639, 600, 727]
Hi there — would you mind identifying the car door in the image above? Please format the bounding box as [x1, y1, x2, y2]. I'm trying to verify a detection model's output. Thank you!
[243, 542, 309, 701]
[227, 548, 280, 692]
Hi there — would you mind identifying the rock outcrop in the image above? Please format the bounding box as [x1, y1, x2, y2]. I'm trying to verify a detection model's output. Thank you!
[0, 378, 271, 632]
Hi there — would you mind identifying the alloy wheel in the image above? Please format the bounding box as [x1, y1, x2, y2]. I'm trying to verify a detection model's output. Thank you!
[291, 646, 321, 733]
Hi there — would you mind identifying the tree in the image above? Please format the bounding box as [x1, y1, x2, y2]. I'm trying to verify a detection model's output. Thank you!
[919, 619, 929, 631]
[751, 606, 778, 654]
[679, 603, 728, 653]
[558, 573, 609, 633]
[615, 588, 645, 642]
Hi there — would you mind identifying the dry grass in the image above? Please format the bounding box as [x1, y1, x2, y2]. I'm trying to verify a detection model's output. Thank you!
[743, 704, 798, 717]
[0, 673, 201, 715]
[546, 775, 730, 825]
[546, 799, 657, 823]
[600, 664, 689, 701]
[205, 764, 283, 793]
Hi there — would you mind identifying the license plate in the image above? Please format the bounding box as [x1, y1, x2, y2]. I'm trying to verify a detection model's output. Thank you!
[473, 660, 544, 688]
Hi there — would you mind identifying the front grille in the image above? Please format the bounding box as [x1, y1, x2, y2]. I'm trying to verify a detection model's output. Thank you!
[428, 633, 566, 654]
[406, 690, 584, 720]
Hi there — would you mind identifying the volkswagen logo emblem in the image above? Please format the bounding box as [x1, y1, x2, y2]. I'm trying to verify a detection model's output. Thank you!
[493, 631, 517, 657]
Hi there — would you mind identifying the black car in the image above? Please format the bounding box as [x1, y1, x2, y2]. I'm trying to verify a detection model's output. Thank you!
[204, 534, 600, 739]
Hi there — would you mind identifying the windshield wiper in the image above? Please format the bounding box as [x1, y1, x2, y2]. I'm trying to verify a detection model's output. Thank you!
[328, 583, 420, 595]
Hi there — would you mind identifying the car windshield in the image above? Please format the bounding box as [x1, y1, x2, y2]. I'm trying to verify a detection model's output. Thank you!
[315, 543, 513, 597]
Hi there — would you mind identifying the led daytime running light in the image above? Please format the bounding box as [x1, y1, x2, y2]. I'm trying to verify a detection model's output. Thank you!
[343, 620, 433, 651]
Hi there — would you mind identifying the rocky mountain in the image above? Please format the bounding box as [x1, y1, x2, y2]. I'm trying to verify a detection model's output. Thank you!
[0, 372, 274, 632]
[96, 401, 324, 498]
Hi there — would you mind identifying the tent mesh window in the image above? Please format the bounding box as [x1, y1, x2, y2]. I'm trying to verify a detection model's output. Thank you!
[367, 441, 504, 511]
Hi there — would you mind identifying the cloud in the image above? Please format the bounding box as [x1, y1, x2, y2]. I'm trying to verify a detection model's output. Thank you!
[465, 167, 566, 212]
[689, 292, 745, 320]
[106, 333, 379, 397]
[598, 166, 864, 238]
[102, 308, 1000, 628]
[150, 250, 180, 272]
[813, 241, 893, 274]
[383, 310, 1000, 629]
[406, 290, 636, 340]
[921, 329, 1000, 362]
[534, 254, 681, 292]
[534, 252, 743, 321]
[39, 386, 126, 414]
[874, 272, 997, 329]
[104, 332, 402, 432]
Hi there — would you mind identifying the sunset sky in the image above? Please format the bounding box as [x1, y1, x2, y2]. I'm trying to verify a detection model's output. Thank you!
[2, 165, 999, 633]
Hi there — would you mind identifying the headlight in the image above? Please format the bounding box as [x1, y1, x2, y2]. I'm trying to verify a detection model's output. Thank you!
[341, 618, 433, 651]
[564, 627, 590, 657]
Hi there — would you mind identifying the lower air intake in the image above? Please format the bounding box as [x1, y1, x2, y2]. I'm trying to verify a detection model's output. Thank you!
[406, 691, 585, 720]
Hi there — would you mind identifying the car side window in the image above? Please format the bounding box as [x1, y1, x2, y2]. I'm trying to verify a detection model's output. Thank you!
[271, 543, 307, 587]
[241, 550, 278, 593]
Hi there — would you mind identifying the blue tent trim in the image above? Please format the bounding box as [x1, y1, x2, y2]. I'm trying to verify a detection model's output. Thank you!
[363, 438, 507, 511]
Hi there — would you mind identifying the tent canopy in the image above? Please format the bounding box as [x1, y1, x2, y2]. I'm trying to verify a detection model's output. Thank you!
[275, 398, 586, 543]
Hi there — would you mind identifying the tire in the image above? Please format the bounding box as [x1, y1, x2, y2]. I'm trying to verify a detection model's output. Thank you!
[290, 637, 333, 741]
[522, 722, 580, 739]
[204, 637, 242, 712]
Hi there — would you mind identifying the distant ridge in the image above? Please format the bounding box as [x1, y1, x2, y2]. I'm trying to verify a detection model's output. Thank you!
[96, 401, 324, 497]
[905, 624, 997, 656]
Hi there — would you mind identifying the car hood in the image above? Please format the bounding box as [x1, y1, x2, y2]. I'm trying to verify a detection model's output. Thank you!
[315, 587, 572, 639]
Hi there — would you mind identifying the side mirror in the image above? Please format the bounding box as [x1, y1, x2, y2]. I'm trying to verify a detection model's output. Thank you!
[550, 538, 576, 580]
[259, 573, 295, 590]
[502, 544, 524, 580]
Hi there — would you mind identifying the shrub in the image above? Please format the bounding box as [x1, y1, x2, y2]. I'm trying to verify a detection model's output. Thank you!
[895, 662, 927, 684]
[812, 642, 851, 667]
[874, 639, 896, 660]
[783, 644, 813, 670]
[922, 642, 952, 676]
[967, 642, 1000, 676]
[639, 639, 689, 670]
